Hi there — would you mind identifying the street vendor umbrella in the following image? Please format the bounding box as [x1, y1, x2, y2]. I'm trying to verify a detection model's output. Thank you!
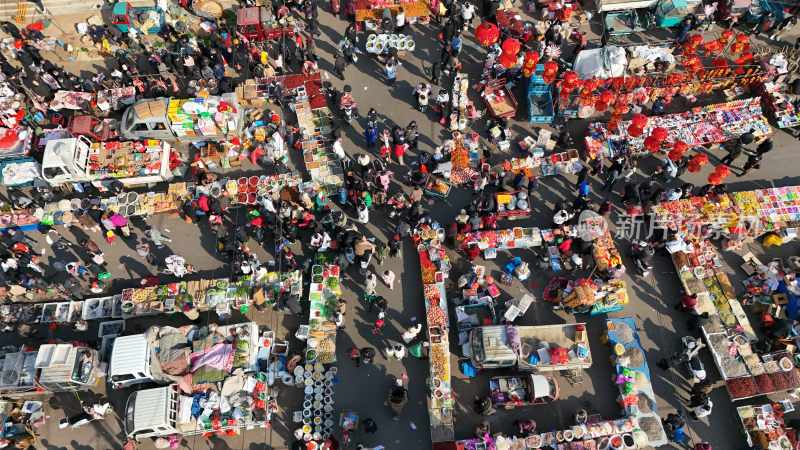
[631, 113, 648, 128]
[499, 52, 517, 68]
[475, 22, 499, 46]
[502, 38, 521, 55]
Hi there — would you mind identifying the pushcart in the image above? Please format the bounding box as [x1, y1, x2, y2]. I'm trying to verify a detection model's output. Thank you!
[424, 174, 452, 198]
[482, 79, 517, 120]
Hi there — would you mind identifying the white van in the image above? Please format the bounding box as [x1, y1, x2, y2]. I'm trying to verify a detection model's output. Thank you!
[109, 334, 152, 389]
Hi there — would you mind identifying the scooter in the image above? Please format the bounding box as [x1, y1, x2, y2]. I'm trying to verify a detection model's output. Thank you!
[342, 104, 353, 122]
[681, 336, 707, 380]
[631, 239, 654, 277]
[70, 402, 113, 429]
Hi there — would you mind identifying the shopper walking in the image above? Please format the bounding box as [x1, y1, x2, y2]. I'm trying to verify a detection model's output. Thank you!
[145, 226, 172, 248]
[720, 142, 743, 167]
[689, 380, 712, 396]
[755, 137, 773, 155]
[385, 62, 397, 86]
[381, 270, 395, 289]
[738, 152, 762, 176]
[365, 271, 377, 296]
[402, 323, 423, 343]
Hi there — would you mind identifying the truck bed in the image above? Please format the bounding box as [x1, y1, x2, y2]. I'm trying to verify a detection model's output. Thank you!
[517, 324, 592, 371]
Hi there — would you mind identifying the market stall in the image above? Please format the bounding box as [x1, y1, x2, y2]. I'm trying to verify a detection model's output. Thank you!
[439, 131, 479, 184]
[736, 402, 798, 450]
[354, 0, 431, 24]
[552, 278, 630, 315]
[501, 137, 582, 178]
[304, 265, 341, 364]
[495, 190, 531, 220]
[584, 98, 772, 158]
[419, 240, 455, 443]
[605, 318, 668, 447]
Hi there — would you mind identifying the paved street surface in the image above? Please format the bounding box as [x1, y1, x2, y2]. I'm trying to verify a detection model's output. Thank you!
[3, 1, 800, 450]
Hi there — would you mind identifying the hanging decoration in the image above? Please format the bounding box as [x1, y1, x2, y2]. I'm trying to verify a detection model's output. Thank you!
[563, 70, 579, 86]
[644, 136, 661, 152]
[693, 153, 709, 166]
[668, 149, 683, 162]
[599, 90, 615, 105]
[715, 164, 731, 178]
[522, 51, 540, 77]
[474, 22, 500, 46]
[499, 51, 517, 69]
[631, 113, 648, 128]
[651, 127, 668, 142]
[627, 124, 643, 137]
[501, 38, 521, 55]
[687, 161, 702, 172]
[672, 140, 688, 154]
[708, 173, 722, 185]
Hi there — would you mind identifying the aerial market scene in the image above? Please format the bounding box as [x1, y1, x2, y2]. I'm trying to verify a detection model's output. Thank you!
[2, 0, 800, 448]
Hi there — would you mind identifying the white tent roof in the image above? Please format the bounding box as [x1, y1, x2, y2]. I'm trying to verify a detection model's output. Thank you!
[573, 46, 628, 79]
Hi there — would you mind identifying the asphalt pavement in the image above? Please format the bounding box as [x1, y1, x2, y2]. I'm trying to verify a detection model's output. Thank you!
[5, 1, 800, 450]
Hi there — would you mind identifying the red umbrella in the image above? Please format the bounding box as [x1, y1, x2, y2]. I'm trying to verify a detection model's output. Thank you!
[627, 124, 643, 137]
[474, 22, 499, 46]
[498, 52, 517, 68]
[632, 113, 648, 128]
[501, 38, 521, 55]
[651, 127, 668, 142]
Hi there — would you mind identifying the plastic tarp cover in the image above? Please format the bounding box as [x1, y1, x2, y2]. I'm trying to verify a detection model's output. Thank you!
[2, 161, 39, 186]
[156, 331, 191, 376]
[505, 326, 521, 353]
[573, 46, 627, 79]
[631, 46, 676, 65]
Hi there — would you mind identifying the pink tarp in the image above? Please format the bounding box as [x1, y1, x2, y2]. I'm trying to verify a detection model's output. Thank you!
[189, 342, 234, 373]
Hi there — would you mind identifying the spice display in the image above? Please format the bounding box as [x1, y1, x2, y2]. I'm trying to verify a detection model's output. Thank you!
[621, 347, 644, 368]
[431, 344, 447, 378]
[638, 417, 661, 441]
[754, 373, 774, 393]
[769, 372, 790, 391]
[726, 377, 759, 399]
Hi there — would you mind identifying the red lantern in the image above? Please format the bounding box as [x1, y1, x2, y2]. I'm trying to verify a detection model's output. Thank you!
[543, 60, 558, 75]
[627, 124, 643, 137]
[523, 51, 539, 70]
[731, 41, 744, 53]
[708, 173, 722, 185]
[668, 149, 683, 162]
[735, 33, 748, 43]
[501, 38, 521, 55]
[693, 153, 708, 166]
[735, 52, 755, 65]
[475, 22, 500, 46]
[608, 121, 619, 131]
[702, 39, 722, 52]
[715, 165, 731, 178]
[596, 102, 608, 112]
[559, 89, 570, 99]
[499, 52, 517, 69]
[632, 113, 648, 128]
[614, 103, 629, 115]
[721, 29, 734, 42]
[542, 72, 556, 84]
[651, 127, 668, 142]
[610, 112, 622, 122]
[563, 70, 578, 85]
[599, 90, 615, 105]
[644, 136, 661, 152]
[672, 140, 688, 154]
[687, 161, 702, 173]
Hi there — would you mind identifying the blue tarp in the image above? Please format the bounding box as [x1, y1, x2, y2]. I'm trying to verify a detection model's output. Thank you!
[776, 282, 800, 319]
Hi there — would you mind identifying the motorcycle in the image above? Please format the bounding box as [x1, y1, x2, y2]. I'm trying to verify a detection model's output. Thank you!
[681, 336, 707, 380]
[631, 239, 654, 277]
[340, 85, 357, 123]
[161, 255, 194, 278]
[70, 401, 113, 429]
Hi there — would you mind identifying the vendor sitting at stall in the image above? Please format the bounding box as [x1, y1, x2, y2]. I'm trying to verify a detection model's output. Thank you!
[196, 169, 218, 186]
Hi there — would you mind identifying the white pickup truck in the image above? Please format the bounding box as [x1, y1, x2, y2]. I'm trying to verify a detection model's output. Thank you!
[468, 324, 592, 372]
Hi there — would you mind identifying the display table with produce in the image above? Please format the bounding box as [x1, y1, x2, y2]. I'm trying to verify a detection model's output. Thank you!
[556, 278, 629, 315]
[419, 241, 455, 443]
[605, 318, 667, 447]
[498, 143, 582, 179]
[737, 402, 798, 450]
[306, 265, 341, 364]
[354, 0, 431, 22]
[584, 97, 772, 159]
[459, 228, 543, 252]
[668, 236, 800, 400]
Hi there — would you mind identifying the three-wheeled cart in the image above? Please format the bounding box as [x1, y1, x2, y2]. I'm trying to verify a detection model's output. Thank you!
[496, 190, 532, 220]
[424, 174, 452, 198]
[483, 79, 517, 120]
[526, 66, 554, 124]
[112, 2, 164, 34]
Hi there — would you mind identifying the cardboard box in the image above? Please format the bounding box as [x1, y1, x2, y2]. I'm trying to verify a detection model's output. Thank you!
[574, 328, 587, 342]
[773, 293, 789, 306]
[134, 102, 152, 119]
[149, 100, 167, 117]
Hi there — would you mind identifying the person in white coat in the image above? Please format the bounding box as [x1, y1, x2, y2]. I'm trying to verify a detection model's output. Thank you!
[402, 323, 423, 343]
[357, 203, 370, 223]
[392, 343, 405, 360]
